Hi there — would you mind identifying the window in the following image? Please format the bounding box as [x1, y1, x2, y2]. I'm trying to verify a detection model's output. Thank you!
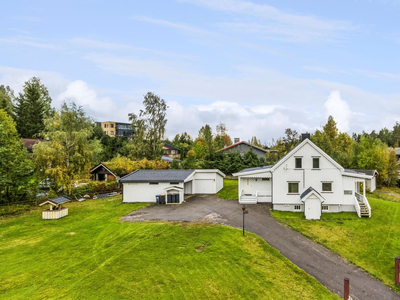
[111, 124, 114, 128]
[295, 157, 302, 169]
[322, 205, 329, 211]
[322, 182, 332, 192]
[294, 205, 301, 210]
[344, 190, 352, 195]
[110, 131, 114, 135]
[170, 182, 179, 185]
[288, 182, 299, 194]
[104, 124, 107, 128]
[149, 182, 159, 185]
[313, 157, 320, 169]
[262, 178, 270, 181]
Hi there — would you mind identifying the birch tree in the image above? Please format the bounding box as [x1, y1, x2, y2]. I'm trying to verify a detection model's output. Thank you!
[33, 101, 101, 194]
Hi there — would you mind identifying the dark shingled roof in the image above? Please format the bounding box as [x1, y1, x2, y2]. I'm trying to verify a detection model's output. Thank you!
[300, 187, 324, 200]
[119, 169, 195, 183]
[163, 142, 179, 150]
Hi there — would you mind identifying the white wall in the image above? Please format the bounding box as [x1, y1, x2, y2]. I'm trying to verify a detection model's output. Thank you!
[123, 182, 184, 203]
[273, 142, 344, 206]
[190, 171, 224, 194]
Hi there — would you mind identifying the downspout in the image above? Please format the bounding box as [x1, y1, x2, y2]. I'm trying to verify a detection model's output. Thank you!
[271, 171, 273, 210]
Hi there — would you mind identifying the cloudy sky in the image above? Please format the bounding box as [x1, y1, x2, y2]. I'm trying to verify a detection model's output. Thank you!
[1, 0, 400, 143]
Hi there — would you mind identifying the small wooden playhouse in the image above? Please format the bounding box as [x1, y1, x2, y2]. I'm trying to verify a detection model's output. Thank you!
[39, 196, 71, 220]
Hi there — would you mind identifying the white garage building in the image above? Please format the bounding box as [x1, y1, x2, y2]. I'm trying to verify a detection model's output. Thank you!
[119, 169, 225, 204]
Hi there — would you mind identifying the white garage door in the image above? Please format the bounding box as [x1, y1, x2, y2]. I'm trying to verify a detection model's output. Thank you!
[194, 179, 215, 194]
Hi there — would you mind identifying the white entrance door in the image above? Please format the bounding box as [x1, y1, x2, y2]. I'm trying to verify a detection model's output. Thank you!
[243, 178, 252, 195]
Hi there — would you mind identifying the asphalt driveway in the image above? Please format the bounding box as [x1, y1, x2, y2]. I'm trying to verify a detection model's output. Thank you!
[122, 195, 400, 300]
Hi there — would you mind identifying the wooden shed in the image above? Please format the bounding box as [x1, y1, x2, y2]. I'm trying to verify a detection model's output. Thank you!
[39, 196, 71, 220]
[90, 162, 118, 181]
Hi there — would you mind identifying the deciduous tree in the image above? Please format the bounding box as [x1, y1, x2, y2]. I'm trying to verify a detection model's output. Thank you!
[33, 101, 101, 194]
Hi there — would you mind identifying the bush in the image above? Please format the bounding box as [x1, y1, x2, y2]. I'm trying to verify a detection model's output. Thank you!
[72, 180, 118, 197]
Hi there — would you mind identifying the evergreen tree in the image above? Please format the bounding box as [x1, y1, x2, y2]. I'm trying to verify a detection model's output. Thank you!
[198, 124, 214, 158]
[0, 85, 15, 117]
[0, 109, 36, 204]
[14, 77, 53, 138]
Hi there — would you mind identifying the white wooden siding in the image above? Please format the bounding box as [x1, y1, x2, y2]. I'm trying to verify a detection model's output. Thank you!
[273, 142, 343, 206]
[123, 182, 184, 202]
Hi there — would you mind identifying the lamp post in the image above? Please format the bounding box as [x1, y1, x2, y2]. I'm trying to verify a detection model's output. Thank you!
[242, 205, 248, 236]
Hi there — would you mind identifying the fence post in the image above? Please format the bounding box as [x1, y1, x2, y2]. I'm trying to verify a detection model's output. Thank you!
[344, 277, 349, 300]
[396, 257, 400, 285]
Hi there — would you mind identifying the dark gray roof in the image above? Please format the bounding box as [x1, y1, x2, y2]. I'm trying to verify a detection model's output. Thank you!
[235, 165, 273, 174]
[164, 142, 179, 150]
[348, 169, 377, 176]
[119, 169, 195, 183]
[49, 196, 71, 204]
[300, 187, 324, 200]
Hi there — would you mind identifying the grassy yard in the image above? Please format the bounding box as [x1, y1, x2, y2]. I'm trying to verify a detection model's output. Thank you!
[216, 178, 238, 200]
[272, 188, 400, 292]
[0, 196, 340, 299]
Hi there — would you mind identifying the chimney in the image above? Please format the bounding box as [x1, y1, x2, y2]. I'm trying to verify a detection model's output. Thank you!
[301, 133, 310, 141]
[234, 138, 240, 143]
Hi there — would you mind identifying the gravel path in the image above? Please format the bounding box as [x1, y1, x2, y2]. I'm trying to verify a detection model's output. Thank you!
[122, 195, 400, 300]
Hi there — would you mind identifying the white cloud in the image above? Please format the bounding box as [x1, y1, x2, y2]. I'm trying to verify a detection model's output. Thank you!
[324, 90, 352, 132]
[179, 0, 354, 42]
[0, 36, 60, 50]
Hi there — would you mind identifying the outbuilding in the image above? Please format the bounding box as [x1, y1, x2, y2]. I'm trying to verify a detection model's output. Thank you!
[119, 169, 225, 204]
[39, 196, 71, 220]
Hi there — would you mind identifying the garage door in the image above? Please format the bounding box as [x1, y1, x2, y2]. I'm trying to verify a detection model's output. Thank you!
[195, 179, 215, 194]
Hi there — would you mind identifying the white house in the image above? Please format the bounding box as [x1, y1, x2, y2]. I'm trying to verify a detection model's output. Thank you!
[119, 169, 225, 204]
[233, 134, 374, 220]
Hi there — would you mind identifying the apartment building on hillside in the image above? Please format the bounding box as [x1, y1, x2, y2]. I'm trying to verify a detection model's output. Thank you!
[96, 121, 135, 139]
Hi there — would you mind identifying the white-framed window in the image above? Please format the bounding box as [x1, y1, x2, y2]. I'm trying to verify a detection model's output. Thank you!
[110, 131, 114, 135]
[262, 178, 270, 181]
[149, 182, 159, 185]
[170, 182, 179, 185]
[312, 157, 320, 169]
[294, 205, 301, 210]
[322, 205, 329, 211]
[344, 190, 352, 195]
[322, 182, 332, 192]
[295, 157, 302, 169]
[288, 182, 299, 194]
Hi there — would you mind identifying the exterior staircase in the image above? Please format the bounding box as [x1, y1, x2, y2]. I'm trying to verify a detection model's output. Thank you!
[358, 202, 370, 217]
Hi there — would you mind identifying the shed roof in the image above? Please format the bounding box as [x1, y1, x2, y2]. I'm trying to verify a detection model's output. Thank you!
[39, 196, 71, 206]
[119, 169, 195, 183]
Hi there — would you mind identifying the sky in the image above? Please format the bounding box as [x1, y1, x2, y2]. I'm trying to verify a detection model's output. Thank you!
[1, 0, 400, 144]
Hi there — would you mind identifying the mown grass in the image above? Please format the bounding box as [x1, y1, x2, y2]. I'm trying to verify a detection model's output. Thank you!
[272, 189, 400, 292]
[217, 178, 239, 200]
[0, 195, 340, 299]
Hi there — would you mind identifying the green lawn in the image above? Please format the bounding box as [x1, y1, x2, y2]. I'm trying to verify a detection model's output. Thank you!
[217, 178, 239, 200]
[0, 196, 340, 299]
[272, 189, 400, 292]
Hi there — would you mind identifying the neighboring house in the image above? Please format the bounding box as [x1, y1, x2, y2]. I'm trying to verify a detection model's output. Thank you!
[90, 162, 119, 181]
[22, 138, 44, 153]
[217, 141, 275, 159]
[348, 169, 378, 192]
[233, 134, 373, 220]
[96, 121, 134, 139]
[119, 169, 225, 204]
[163, 143, 180, 159]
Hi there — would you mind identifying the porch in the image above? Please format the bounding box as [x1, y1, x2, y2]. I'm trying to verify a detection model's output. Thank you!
[239, 175, 272, 204]
[354, 181, 371, 218]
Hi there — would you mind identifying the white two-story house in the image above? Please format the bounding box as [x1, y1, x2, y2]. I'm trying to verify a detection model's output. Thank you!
[233, 134, 373, 220]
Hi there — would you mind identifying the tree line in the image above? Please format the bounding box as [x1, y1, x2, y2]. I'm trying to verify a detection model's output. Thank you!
[1, 76, 399, 205]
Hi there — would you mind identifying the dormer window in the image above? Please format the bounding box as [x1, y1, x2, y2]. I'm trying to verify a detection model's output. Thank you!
[295, 157, 302, 169]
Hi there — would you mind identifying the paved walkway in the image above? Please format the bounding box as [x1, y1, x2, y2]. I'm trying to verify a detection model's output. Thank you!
[122, 195, 400, 300]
